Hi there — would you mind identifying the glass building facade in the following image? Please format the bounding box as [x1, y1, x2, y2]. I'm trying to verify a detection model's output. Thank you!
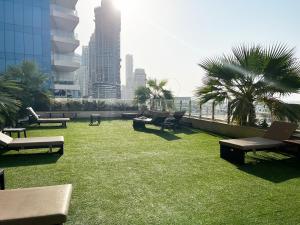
[0, 0, 51, 82]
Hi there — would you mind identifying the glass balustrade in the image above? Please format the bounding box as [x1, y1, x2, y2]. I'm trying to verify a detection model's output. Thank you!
[51, 29, 79, 40]
[51, 4, 78, 16]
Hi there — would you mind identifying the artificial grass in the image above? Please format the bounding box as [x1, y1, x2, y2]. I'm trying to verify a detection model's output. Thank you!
[1, 120, 299, 225]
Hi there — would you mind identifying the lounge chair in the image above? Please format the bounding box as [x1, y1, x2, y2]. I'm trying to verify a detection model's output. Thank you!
[133, 111, 170, 130]
[219, 121, 298, 164]
[27, 107, 70, 128]
[0, 132, 64, 155]
[161, 111, 186, 130]
[0, 184, 72, 225]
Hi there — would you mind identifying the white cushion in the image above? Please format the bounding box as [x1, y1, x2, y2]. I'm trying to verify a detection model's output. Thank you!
[0, 132, 13, 146]
[27, 107, 39, 119]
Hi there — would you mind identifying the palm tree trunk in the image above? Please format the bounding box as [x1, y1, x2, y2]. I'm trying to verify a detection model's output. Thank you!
[248, 103, 256, 126]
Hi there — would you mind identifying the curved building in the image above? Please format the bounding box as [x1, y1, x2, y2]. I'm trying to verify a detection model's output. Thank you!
[51, 0, 80, 98]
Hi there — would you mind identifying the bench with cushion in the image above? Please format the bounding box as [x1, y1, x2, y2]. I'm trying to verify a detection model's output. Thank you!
[0, 184, 72, 225]
[0, 132, 64, 155]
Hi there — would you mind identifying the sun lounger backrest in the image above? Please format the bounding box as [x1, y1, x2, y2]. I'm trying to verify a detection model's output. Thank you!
[263, 121, 298, 141]
[0, 132, 13, 146]
[27, 107, 39, 120]
[173, 111, 186, 120]
[151, 111, 170, 125]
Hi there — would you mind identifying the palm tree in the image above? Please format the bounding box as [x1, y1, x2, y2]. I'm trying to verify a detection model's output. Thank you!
[135, 79, 174, 110]
[4, 61, 50, 116]
[134, 86, 151, 104]
[0, 77, 21, 125]
[195, 44, 300, 126]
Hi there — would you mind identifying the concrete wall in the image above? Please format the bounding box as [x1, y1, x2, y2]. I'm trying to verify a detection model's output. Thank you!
[38, 111, 138, 119]
[182, 117, 266, 138]
[183, 117, 300, 139]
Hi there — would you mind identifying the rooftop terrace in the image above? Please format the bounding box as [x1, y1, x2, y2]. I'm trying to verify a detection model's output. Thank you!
[1, 120, 299, 224]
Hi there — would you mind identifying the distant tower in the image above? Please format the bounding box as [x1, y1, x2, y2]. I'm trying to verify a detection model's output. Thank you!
[125, 54, 134, 99]
[90, 0, 121, 99]
[76, 46, 89, 97]
[88, 33, 96, 97]
[134, 69, 147, 88]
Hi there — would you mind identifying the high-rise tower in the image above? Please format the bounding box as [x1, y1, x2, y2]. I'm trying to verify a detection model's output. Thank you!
[0, 0, 80, 98]
[51, 0, 80, 98]
[125, 54, 134, 99]
[90, 0, 121, 99]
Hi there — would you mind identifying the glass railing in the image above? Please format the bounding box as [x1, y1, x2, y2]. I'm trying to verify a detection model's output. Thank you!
[51, 4, 78, 17]
[51, 29, 78, 40]
[52, 53, 81, 64]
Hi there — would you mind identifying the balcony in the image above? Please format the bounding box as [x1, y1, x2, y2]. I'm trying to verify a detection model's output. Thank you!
[52, 53, 80, 72]
[51, 4, 79, 31]
[51, 30, 80, 53]
[51, 0, 78, 10]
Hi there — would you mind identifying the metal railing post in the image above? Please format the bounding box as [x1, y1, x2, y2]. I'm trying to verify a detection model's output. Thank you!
[212, 101, 215, 121]
[227, 101, 231, 124]
[180, 100, 183, 111]
[189, 100, 192, 117]
[199, 103, 202, 119]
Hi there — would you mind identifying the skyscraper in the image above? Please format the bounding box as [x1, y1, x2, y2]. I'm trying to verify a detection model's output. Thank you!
[122, 54, 148, 100]
[88, 33, 96, 97]
[75, 46, 89, 97]
[51, 0, 80, 98]
[125, 54, 134, 99]
[134, 68, 147, 88]
[89, 0, 121, 99]
[0, 0, 80, 98]
[0, 0, 52, 82]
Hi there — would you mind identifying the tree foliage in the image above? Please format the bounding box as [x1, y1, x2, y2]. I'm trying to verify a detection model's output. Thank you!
[195, 44, 300, 126]
[0, 61, 50, 126]
[134, 79, 174, 110]
[3, 61, 51, 117]
[0, 77, 22, 126]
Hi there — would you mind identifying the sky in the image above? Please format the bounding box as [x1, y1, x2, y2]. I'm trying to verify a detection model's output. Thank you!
[75, 0, 300, 99]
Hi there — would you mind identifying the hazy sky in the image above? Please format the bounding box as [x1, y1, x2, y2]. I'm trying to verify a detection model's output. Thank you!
[76, 0, 300, 98]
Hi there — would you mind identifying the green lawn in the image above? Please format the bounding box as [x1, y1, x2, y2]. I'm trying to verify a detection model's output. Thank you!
[1, 120, 299, 225]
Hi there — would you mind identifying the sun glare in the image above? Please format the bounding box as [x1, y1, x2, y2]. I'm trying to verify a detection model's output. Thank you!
[113, 0, 140, 15]
[113, 0, 126, 11]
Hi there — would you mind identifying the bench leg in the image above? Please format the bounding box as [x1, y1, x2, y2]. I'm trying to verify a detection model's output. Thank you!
[58, 146, 64, 155]
[62, 122, 67, 128]
[220, 145, 245, 164]
[0, 170, 5, 190]
[133, 121, 145, 130]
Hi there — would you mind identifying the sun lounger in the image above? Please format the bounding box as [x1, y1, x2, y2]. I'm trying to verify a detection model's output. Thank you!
[0, 132, 64, 155]
[219, 121, 298, 164]
[0, 184, 72, 225]
[27, 107, 70, 128]
[161, 111, 186, 130]
[133, 111, 170, 130]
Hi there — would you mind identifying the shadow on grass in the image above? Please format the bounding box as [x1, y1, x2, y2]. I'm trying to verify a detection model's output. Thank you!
[27, 125, 66, 130]
[134, 127, 181, 141]
[173, 127, 198, 135]
[238, 153, 300, 183]
[0, 152, 62, 168]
